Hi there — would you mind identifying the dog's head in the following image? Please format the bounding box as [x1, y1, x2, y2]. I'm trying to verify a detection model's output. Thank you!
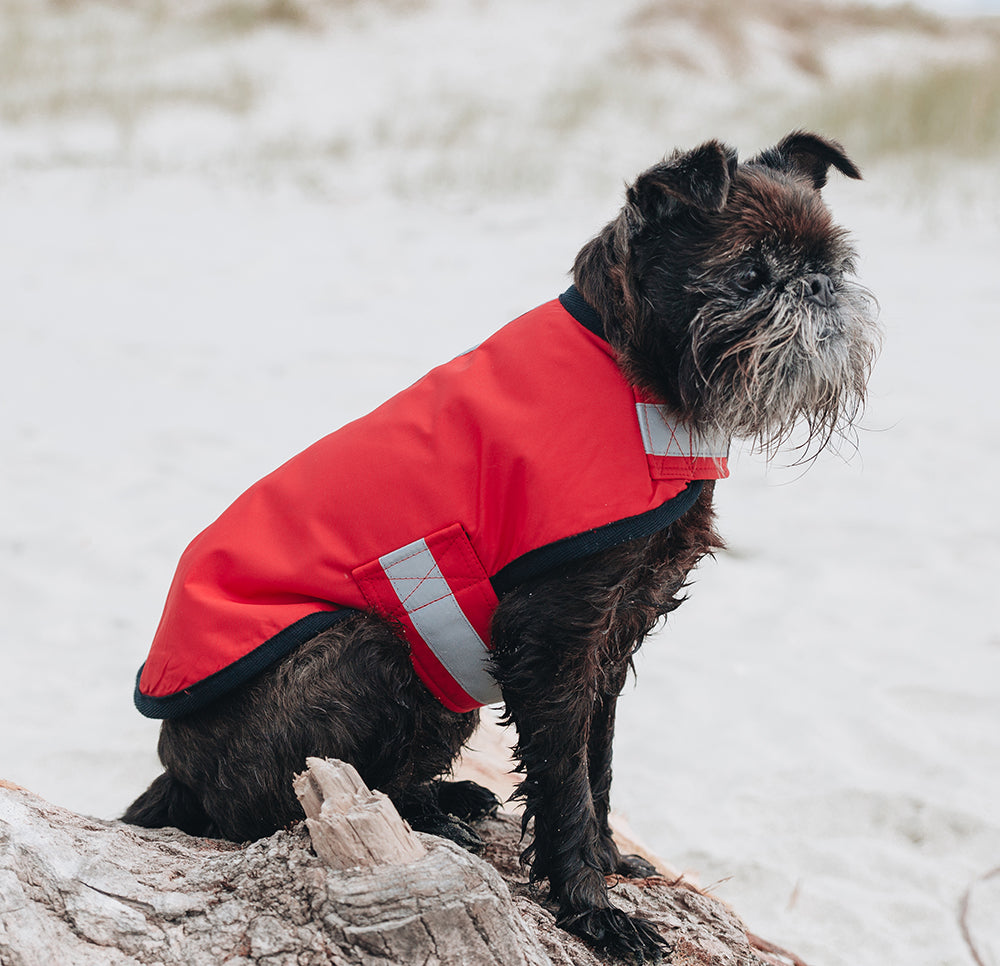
[574, 132, 880, 457]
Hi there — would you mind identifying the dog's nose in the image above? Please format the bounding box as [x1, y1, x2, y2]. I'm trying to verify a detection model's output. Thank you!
[805, 273, 837, 308]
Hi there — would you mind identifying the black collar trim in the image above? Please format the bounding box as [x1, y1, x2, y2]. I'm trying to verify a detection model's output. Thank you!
[559, 285, 608, 343]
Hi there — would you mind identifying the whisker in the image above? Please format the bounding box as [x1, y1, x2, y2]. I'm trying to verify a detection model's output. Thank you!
[677, 278, 880, 462]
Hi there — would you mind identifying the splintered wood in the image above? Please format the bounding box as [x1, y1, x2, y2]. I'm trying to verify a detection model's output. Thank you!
[293, 756, 426, 870]
[1, 776, 778, 965]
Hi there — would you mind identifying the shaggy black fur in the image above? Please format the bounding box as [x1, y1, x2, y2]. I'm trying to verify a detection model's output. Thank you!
[124, 132, 879, 964]
[125, 491, 719, 960]
[490, 484, 722, 958]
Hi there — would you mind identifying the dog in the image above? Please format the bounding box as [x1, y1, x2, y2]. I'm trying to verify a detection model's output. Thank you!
[123, 132, 879, 963]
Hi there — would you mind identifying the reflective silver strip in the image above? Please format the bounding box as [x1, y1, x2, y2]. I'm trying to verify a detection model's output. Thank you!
[379, 538, 501, 706]
[635, 403, 729, 459]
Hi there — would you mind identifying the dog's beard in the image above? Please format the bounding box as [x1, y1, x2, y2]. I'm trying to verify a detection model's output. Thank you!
[682, 277, 880, 459]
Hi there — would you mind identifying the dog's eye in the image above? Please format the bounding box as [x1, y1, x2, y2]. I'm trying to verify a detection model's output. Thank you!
[735, 265, 768, 295]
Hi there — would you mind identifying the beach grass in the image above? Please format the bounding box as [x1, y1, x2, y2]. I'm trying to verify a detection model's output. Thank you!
[803, 57, 1000, 160]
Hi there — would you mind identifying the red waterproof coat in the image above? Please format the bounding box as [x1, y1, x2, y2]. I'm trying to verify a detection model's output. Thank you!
[135, 289, 728, 717]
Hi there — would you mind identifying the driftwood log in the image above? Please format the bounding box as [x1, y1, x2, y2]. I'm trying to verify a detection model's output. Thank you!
[0, 756, 803, 966]
[292, 757, 427, 870]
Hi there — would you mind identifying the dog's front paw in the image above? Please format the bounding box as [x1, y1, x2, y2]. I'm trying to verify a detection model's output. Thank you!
[559, 906, 669, 964]
[437, 779, 501, 821]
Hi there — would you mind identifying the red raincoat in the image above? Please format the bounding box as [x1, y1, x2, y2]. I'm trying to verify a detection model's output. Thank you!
[135, 289, 728, 717]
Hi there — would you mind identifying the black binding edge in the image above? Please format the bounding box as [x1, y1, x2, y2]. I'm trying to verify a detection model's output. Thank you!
[491, 479, 705, 596]
[559, 285, 607, 342]
[135, 290, 697, 718]
[133, 609, 356, 720]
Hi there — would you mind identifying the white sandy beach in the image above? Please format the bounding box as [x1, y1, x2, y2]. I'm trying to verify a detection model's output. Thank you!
[1, 2, 998, 964]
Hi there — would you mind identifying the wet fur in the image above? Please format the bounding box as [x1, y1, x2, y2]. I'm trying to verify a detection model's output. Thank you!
[124, 132, 879, 963]
[576, 137, 879, 459]
[127, 486, 720, 962]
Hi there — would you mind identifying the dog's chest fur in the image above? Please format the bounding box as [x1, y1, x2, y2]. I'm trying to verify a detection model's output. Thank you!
[490, 481, 722, 696]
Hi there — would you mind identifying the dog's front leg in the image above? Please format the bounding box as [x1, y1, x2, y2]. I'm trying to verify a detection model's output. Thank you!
[492, 619, 667, 962]
[589, 686, 658, 880]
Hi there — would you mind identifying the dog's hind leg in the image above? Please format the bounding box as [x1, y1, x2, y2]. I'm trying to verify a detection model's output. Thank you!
[121, 771, 218, 837]
[436, 779, 501, 822]
[130, 613, 477, 844]
[398, 778, 501, 852]
[393, 782, 488, 853]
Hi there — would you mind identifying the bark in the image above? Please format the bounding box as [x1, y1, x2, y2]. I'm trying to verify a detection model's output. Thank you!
[0, 765, 786, 966]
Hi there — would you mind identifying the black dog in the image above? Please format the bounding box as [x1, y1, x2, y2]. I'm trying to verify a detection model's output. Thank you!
[124, 132, 878, 962]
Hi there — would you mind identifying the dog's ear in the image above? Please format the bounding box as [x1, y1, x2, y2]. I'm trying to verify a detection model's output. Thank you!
[751, 131, 862, 189]
[626, 140, 738, 227]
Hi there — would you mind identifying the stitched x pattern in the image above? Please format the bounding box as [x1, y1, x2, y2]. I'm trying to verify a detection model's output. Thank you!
[636, 403, 728, 459]
[381, 542, 452, 613]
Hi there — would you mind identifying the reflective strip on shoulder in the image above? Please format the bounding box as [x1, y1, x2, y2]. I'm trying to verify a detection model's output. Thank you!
[378, 537, 501, 706]
[635, 403, 729, 459]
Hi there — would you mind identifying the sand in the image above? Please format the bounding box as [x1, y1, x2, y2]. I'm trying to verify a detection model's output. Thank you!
[1, 2, 998, 964]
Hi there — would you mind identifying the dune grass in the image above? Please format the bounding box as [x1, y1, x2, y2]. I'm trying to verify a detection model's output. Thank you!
[1, 0, 996, 180]
[624, 0, 1000, 163]
[624, 0, 954, 77]
[803, 57, 1000, 160]
[201, 0, 425, 34]
[0, 3, 257, 132]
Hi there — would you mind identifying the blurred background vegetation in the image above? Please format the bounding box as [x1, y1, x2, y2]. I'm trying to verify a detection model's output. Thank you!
[1, 0, 998, 194]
